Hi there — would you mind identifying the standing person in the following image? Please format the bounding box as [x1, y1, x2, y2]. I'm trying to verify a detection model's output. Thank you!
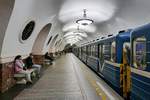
[25, 53, 41, 77]
[14, 55, 32, 83]
[125, 44, 130, 65]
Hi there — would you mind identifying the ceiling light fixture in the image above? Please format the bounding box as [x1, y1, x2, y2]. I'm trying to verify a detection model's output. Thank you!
[73, 25, 88, 37]
[76, 9, 94, 26]
[65, 35, 83, 40]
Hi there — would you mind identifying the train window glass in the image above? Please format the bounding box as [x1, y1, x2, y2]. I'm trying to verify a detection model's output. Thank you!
[111, 42, 116, 62]
[90, 45, 92, 56]
[87, 46, 88, 55]
[93, 45, 95, 56]
[133, 37, 146, 70]
[91, 45, 92, 56]
[91, 45, 93, 56]
[95, 45, 98, 57]
[87, 46, 89, 55]
[84, 47, 86, 54]
[82, 47, 84, 53]
[93, 45, 94, 56]
[103, 43, 111, 61]
[88, 46, 91, 56]
[92, 45, 94, 56]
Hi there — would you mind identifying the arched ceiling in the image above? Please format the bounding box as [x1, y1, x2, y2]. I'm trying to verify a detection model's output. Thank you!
[1, 0, 150, 60]
[59, 0, 118, 23]
[58, 0, 150, 46]
[59, 0, 120, 45]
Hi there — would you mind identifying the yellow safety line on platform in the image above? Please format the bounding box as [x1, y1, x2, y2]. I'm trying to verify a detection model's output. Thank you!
[78, 62, 107, 100]
[86, 74, 107, 100]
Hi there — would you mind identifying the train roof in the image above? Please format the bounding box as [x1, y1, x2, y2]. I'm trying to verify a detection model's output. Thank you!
[82, 29, 132, 46]
[131, 23, 150, 38]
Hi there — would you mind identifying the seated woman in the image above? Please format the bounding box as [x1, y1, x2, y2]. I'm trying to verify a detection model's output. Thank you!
[14, 55, 32, 83]
[25, 53, 41, 77]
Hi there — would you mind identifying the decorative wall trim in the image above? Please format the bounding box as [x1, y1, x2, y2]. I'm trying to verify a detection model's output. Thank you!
[0, 55, 28, 64]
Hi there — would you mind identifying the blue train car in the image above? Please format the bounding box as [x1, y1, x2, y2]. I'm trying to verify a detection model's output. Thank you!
[83, 30, 131, 95]
[97, 30, 131, 94]
[73, 23, 150, 99]
[130, 23, 150, 100]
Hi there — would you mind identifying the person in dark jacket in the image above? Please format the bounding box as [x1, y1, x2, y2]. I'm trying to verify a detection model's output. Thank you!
[25, 53, 41, 76]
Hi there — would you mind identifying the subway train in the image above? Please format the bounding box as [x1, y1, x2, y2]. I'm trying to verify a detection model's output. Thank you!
[73, 23, 150, 100]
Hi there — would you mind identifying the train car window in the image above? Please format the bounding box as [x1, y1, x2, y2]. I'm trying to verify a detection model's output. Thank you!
[90, 45, 92, 56]
[111, 42, 116, 62]
[90, 45, 93, 56]
[91, 45, 93, 56]
[92, 45, 95, 56]
[103, 43, 111, 61]
[88, 45, 91, 56]
[84, 47, 86, 54]
[133, 37, 146, 70]
[93, 45, 96, 56]
[95, 45, 98, 57]
[83, 46, 86, 54]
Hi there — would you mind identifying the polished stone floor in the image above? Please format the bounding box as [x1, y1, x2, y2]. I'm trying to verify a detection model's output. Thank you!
[1, 53, 123, 100]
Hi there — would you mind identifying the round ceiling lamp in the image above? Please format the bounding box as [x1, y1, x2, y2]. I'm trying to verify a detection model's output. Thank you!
[76, 9, 94, 26]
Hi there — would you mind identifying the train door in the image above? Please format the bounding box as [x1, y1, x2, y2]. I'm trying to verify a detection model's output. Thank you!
[97, 44, 100, 73]
[102, 43, 111, 63]
[86, 46, 88, 63]
[95, 45, 98, 58]
[131, 36, 150, 99]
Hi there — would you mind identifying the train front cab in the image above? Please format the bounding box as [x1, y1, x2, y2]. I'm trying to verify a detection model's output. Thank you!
[130, 24, 150, 99]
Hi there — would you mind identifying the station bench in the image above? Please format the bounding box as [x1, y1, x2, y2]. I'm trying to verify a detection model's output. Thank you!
[44, 59, 53, 66]
[14, 68, 37, 84]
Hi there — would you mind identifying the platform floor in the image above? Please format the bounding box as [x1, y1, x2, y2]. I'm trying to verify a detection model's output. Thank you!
[14, 53, 123, 100]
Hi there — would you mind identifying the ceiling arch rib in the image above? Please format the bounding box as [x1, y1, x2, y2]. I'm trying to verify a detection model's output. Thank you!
[50, 34, 59, 46]
[32, 23, 52, 55]
[0, 0, 15, 57]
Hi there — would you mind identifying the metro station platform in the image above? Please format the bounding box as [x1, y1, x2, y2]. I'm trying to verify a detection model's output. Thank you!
[11, 53, 122, 100]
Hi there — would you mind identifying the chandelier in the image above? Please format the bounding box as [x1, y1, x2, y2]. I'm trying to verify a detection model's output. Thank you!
[76, 9, 94, 25]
